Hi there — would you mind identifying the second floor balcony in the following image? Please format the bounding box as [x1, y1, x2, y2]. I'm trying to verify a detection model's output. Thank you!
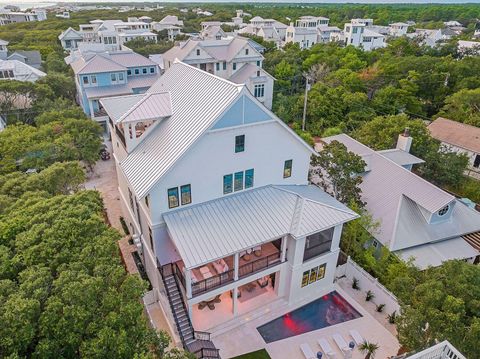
[174, 239, 285, 298]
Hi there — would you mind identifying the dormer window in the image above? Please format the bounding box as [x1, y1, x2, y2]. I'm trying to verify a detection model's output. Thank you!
[438, 205, 449, 216]
[196, 49, 200, 56]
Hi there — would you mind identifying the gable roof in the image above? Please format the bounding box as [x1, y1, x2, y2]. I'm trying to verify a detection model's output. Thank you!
[0, 59, 46, 81]
[8, 50, 41, 67]
[229, 63, 275, 84]
[428, 117, 480, 154]
[115, 61, 313, 199]
[118, 92, 172, 123]
[70, 51, 157, 75]
[377, 149, 424, 167]
[164, 184, 358, 269]
[119, 61, 243, 198]
[322, 134, 455, 249]
[58, 27, 83, 40]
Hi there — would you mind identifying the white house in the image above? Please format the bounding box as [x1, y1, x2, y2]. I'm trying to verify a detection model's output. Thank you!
[402, 340, 466, 359]
[388, 22, 410, 37]
[151, 15, 184, 41]
[406, 28, 450, 47]
[344, 20, 386, 51]
[321, 133, 480, 269]
[162, 37, 275, 109]
[59, 18, 157, 52]
[428, 117, 480, 177]
[285, 16, 335, 49]
[0, 59, 46, 82]
[0, 8, 46, 25]
[238, 16, 288, 47]
[457, 40, 480, 56]
[100, 61, 358, 355]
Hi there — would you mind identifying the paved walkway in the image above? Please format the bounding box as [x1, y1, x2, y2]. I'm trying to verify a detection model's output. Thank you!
[84, 139, 124, 232]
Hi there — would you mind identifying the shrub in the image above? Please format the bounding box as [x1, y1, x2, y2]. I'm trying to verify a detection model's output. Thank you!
[352, 277, 360, 290]
[366, 290, 375, 301]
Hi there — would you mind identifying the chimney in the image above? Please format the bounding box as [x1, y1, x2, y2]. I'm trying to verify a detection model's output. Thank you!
[396, 127, 412, 153]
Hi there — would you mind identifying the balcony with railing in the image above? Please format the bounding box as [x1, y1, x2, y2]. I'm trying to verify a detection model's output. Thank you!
[174, 239, 284, 298]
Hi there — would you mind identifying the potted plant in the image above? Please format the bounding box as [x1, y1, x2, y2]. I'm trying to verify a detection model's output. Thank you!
[376, 304, 385, 312]
[387, 311, 397, 324]
[365, 290, 374, 301]
[352, 277, 360, 290]
[359, 340, 379, 359]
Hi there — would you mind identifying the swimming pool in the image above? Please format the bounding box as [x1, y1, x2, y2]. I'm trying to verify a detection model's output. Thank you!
[257, 291, 361, 343]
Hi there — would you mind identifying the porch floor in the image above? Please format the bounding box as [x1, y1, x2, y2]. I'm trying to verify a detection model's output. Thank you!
[192, 281, 278, 332]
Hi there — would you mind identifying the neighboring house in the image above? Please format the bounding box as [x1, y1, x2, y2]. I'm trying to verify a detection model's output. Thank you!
[398, 340, 466, 359]
[100, 61, 358, 352]
[285, 16, 339, 48]
[0, 8, 46, 25]
[151, 15, 184, 41]
[0, 59, 46, 82]
[444, 20, 463, 27]
[7, 50, 42, 69]
[58, 27, 84, 50]
[474, 21, 480, 38]
[295, 16, 329, 28]
[407, 28, 446, 47]
[238, 16, 288, 47]
[56, 11, 70, 19]
[457, 40, 480, 55]
[59, 18, 157, 52]
[285, 25, 318, 49]
[200, 25, 226, 40]
[344, 20, 386, 51]
[67, 48, 160, 131]
[389, 22, 410, 37]
[317, 26, 341, 43]
[321, 132, 480, 269]
[428, 117, 480, 177]
[162, 36, 275, 109]
[0, 39, 8, 59]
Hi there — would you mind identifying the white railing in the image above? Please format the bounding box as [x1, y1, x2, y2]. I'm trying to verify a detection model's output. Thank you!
[336, 256, 400, 315]
[395, 340, 466, 359]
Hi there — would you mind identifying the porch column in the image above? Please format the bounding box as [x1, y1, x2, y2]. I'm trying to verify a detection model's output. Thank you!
[232, 287, 238, 316]
[185, 268, 192, 299]
[280, 236, 288, 262]
[88, 100, 94, 119]
[234, 252, 239, 280]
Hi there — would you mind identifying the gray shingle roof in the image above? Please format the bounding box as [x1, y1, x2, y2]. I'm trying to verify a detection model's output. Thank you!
[164, 185, 358, 269]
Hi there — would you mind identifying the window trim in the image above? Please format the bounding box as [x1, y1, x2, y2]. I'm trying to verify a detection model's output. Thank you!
[167, 187, 179, 209]
[235, 134, 245, 153]
[245, 169, 254, 189]
[180, 184, 192, 205]
[283, 160, 293, 178]
[223, 174, 233, 194]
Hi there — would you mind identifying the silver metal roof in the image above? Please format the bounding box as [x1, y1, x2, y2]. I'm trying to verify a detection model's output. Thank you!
[120, 61, 244, 198]
[164, 185, 358, 269]
[119, 92, 172, 123]
[397, 237, 478, 269]
[377, 149, 425, 167]
[101, 94, 144, 122]
[323, 134, 456, 249]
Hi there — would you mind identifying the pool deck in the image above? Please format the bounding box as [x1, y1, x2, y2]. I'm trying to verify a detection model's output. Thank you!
[212, 284, 400, 359]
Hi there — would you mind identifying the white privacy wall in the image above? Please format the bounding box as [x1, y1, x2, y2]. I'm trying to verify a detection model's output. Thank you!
[336, 256, 401, 315]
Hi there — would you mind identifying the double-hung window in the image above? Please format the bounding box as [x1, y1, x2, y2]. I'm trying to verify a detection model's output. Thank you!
[284, 160, 292, 178]
[223, 174, 233, 194]
[118, 72, 124, 81]
[245, 169, 254, 189]
[111, 73, 117, 82]
[234, 171, 244, 191]
[235, 135, 245, 153]
[180, 184, 192, 205]
[91, 75, 97, 84]
[143, 68, 147, 74]
[233, 63, 237, 71]
[167, 187, 179, 208]
[83, 76, 89, 85]
[150, 67, 155, 74]
[223, 61, 226, 70]
[135, 69, 140, 75]
[216, 63, 220, 71]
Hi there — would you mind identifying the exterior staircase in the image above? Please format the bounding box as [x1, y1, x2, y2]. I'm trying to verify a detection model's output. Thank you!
[160, 263, 220, 359]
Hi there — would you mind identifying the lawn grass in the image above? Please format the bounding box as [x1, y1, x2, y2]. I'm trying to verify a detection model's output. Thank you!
[232, 349, 271, 359]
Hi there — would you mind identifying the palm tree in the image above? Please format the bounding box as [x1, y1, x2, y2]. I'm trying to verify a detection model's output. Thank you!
[359, 340, 379, 359]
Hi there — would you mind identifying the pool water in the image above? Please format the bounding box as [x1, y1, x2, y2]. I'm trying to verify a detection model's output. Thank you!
[257, 291, 361, 343]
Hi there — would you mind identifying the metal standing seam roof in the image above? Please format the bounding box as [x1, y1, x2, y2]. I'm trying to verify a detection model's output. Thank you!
[73, 54, 127, 74]
[100, 94, 144, 122]
[118, 92, 172, 123]
[84, 84, 132, 99]
[228, 63, 275, 84]
[120, 61, 244, 198]
[163, 185, 358, 269]
[323, 134, 455, 249]
[377, 149, 425, 167]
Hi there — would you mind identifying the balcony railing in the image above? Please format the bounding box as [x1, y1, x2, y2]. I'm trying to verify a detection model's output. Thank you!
[191, 252, 283, 297]
[238, 252, 281, 278]
[93, 107, 108, 118]
[303, 240, 332, 262]
[192, 269, 234, 297]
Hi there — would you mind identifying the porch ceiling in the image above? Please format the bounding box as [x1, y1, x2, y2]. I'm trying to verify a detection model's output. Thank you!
[163, 185, 358, 269]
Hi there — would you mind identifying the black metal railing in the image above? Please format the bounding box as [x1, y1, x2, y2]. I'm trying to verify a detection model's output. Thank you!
[192, 268, 234, 297]
[160, 262, 186, 291]
[192, 348, 220, 359]
[194, 331, 211, 341]
[115, 125, 126, 148]
[238, 252, 281, 278]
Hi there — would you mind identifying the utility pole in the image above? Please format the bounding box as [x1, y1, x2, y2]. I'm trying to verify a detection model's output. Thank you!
[302, 73, 311, 131]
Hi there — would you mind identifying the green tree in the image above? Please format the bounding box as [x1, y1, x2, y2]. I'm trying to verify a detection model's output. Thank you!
[310, 140, 366, 206]
[359, 340, 379, 359]
[437, 88, 480, 126]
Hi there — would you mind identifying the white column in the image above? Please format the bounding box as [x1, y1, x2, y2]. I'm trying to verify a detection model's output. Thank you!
[232, 287, 238, 316]
[234, 252, 239, 280]
[331, 224, 343, 251]
[88, 100, 95, 119]
[187, 302, 193, 318]
[185, 268, 192, 299]
[280, 236, 288, 262]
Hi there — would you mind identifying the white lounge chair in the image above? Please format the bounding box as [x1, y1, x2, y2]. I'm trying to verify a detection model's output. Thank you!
[300, 343, 316, 359]
[318, 338, 336, 358]
[349, 329, 363, 346]
[332, 334, 353, 358]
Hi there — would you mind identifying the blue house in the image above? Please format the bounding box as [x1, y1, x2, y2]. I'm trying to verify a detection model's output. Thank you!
[69, 49, 160, 132]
